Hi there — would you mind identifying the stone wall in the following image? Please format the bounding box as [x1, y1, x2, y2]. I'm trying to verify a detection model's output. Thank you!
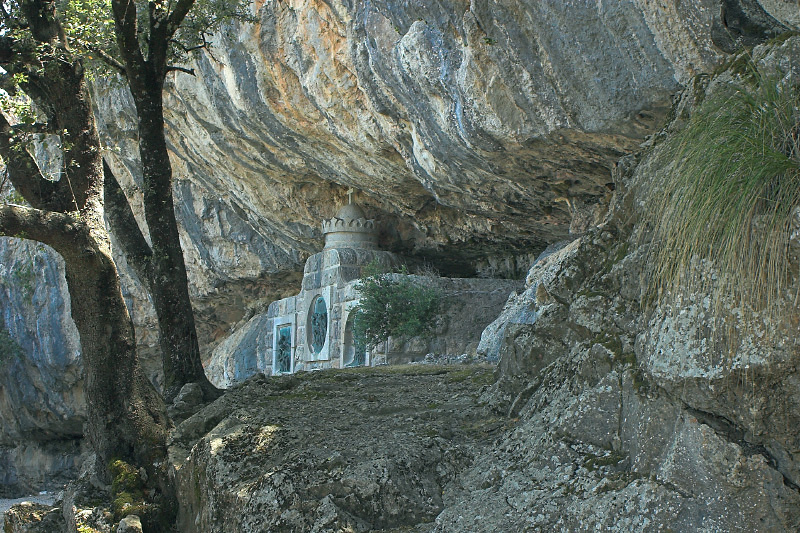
[206, 246, 520, 388]
[375, 275, 523, 365]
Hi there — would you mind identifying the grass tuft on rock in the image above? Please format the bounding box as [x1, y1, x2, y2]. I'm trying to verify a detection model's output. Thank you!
[644, 63, 800, 344]
[0, 316, 23, 371]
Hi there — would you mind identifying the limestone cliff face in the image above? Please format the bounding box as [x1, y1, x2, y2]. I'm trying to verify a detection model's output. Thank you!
[96, 0, 733, 286]
[452, 38, 800, 531]
[1, 0, 797, 498]
[90, 0, 740, 355]
[0, 239, 84, 496]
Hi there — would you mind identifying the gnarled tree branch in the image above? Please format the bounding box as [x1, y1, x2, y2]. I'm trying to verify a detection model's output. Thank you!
[0, 203, 78, 252]
[19, 0, 67, 46]
[84, 42, 127, 76]
[0, 112, 75, 212]
[169, 35, 208, 54]
[165, 0, 196, 42]
[165, 65, 194, 76]
[111, 0, 146, 85]
[0, 35, 41, 68]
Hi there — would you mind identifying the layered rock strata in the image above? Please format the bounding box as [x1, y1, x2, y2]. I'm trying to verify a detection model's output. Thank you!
[2, 0, 798, 502]
[94, 0, 744, 284]
[0, 239, 84, 496]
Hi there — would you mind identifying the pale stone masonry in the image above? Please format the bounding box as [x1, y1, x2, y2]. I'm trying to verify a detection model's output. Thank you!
[206, 201, 521, 386]
[266, 245, 399, 373]
[265, 200, 399, 373]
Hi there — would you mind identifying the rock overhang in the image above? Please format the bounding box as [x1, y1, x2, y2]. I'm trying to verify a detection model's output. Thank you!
[95, 0, 732, 287]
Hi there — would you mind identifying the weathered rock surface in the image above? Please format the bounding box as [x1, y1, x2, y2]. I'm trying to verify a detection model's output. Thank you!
[94, 0, 734, 286]
[116, 514, 143, 533]
[436, 229, 800, 531]
[476, 240, 570, 362]
[170, 365, 500, 532]
[0, 239, 84, 496]
[2, 501, 64, 533]
[435, 41, 800, 531]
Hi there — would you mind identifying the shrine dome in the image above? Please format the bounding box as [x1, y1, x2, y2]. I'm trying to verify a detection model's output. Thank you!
[322, 201, 378, 249]
[333, 203, 367, 221]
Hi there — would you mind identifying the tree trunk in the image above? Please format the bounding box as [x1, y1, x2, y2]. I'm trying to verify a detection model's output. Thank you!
[1, 2, 176, 524]
[109, 0, 218, 404]
[62, 238, 169, 473]
[0, 207, 170, 486]
[133, 83, 217, 402]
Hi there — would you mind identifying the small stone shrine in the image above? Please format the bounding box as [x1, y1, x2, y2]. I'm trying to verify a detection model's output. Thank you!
[265, 197, 399, 374]
[206, 196, 522, 387]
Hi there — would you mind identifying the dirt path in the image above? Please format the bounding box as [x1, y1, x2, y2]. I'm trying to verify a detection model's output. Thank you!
[169, 364, 507, 532]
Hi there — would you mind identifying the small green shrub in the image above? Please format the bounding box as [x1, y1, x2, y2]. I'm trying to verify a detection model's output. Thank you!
[353, 263, 442, 349]
[13, 262, 35, 300]
[644, 62, 800, 340]
[0, 179, 26, 205]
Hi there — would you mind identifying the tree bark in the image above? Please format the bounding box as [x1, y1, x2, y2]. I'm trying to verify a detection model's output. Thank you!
[111, 0, 219, 402]
[135, 85, 215, 401]
[0, 1, 173, 506]
[67, 254, 168, 472]
[0, 209, 169, 478]
[0, 206, 174, 526]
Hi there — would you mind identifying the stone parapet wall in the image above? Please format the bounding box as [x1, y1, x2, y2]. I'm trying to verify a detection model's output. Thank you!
[206, 271, 521, 388]
[376, 276, 523, 364]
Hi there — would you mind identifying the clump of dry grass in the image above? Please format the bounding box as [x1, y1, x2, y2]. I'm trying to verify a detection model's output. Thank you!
[645, 64, 800, 341]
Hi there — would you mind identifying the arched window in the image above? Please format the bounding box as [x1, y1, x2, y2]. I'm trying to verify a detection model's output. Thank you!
[308, 296, 328, 354]
[343, 312, 366, 367]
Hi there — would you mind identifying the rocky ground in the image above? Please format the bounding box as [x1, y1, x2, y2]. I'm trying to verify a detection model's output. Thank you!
[171, 364, 505, 532]
[3, 363, 503, 532]
[0, 494, 55, 530]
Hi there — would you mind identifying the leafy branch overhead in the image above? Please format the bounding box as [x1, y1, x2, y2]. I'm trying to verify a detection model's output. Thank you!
[57, 0, 254, 76]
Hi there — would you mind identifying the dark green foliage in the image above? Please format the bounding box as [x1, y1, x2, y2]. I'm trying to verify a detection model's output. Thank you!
[178, 0, 256, 56]
[52, 0, 255, 75]
[353, 263, 442, 349]
[109, 458, 148, 520]
[13, 261, 35, 300]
